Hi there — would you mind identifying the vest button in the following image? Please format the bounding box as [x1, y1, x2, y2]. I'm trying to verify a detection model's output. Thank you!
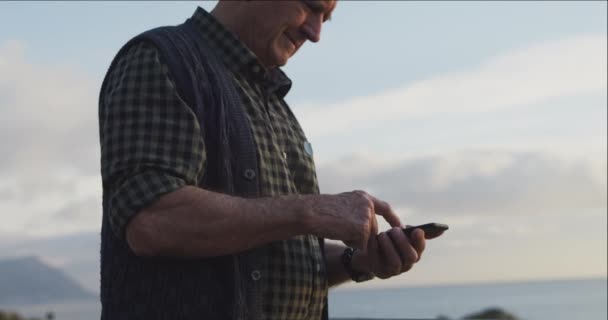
[243, 169, 256, 180]
[251, 270, 262, 281]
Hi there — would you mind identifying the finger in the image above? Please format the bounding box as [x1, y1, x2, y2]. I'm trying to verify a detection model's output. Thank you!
[368, 195, 401, 228]
[424, 229, 445, 240]
[387, 227, 418, 270]
[404, 226, 445, 239]
[371, 209, 378, 236]
[377, 232, 401, 277]
[410, 228, 426, 262]
[366, 227, 379, 273]
[364, 212, 379, 254]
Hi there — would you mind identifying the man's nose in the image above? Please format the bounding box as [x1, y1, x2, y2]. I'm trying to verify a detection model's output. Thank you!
[301, 14, 323, 43]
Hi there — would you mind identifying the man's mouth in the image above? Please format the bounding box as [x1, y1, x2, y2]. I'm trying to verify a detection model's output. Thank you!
[284, 33, 300, 49]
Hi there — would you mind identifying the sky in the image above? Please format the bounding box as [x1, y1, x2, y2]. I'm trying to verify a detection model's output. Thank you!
[0, 1, 606, 293]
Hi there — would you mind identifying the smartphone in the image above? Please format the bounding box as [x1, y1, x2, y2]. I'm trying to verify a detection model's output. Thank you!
[402, 223, 449, 238]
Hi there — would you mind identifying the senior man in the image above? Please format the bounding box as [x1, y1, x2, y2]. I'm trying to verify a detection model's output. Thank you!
[98, 1, 443, 319]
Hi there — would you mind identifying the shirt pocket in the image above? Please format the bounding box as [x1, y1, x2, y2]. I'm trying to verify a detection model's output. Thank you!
[287, 138, 319, 195]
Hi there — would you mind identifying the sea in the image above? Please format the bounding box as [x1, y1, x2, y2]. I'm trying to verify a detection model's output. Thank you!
[3, 278, 606, 320]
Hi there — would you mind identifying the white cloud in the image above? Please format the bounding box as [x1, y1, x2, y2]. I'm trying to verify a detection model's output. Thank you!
[2, 33, 605, 238]
[0, 40, 101, 237]
[296, 34, 607, 139]
[0, 40, 99, 173]
[0, 34, 605, 290]
[317, 150, 607, 218]
[318, 147, 607, 271]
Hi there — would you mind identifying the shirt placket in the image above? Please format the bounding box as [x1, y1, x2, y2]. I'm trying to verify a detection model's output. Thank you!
[257, 84, 293, 190]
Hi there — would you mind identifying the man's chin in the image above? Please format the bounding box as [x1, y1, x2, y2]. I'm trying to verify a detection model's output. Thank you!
[264, 45, 294, 68]
[270, 52, 291, 68]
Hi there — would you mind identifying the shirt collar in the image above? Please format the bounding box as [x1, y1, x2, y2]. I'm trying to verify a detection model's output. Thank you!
[189, 7, 292, 98]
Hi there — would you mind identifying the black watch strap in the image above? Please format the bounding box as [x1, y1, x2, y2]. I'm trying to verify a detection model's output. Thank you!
[341, 247, 375, 283]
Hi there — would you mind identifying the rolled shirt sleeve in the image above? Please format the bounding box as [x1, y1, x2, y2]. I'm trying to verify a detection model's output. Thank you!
[99, 41, 206, 240]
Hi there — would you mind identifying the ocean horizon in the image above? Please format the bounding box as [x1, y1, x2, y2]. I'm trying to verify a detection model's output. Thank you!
[3, 277, 606, 320]
[329, 277, 607, 320]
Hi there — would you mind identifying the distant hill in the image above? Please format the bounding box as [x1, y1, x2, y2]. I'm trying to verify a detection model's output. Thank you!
[0, 256, 96, 305]
[0, 232, 100, 293]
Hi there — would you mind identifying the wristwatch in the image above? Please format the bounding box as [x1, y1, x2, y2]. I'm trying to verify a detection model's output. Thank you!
[341, 247, 375, 282]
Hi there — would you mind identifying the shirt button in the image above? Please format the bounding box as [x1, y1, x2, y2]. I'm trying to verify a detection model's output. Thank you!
[242, 169, 256, 180]
[251, 270, 262, 281]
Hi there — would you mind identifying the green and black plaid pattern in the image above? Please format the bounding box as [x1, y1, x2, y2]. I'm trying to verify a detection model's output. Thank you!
[230, 74, 326, 319]
[99, 41, 206, 239]
[99, 7, 327, 320]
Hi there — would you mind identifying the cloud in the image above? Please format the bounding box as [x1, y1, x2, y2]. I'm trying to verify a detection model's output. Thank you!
[320, 150, 607, 289]
[317, 149, 607, 220]
[0, 40, 100, 174]
[0, 37, 605, 291]
[0, 40, 101, 237]
[296, 34, 607, 139]
[1, 35, 604, 239]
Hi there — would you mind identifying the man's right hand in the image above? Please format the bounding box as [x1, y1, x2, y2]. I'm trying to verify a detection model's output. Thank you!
[302, 190, 402, 251]
[125, 187, 402, 258]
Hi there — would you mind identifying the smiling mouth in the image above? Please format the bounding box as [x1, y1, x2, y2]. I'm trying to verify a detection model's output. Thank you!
[284, 33, 299, 49]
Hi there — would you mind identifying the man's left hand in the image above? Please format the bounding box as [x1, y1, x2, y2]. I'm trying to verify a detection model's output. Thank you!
[351, 227, 443, 279]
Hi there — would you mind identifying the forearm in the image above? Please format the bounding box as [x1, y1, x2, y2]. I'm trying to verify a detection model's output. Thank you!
[127, 185, 310, 258]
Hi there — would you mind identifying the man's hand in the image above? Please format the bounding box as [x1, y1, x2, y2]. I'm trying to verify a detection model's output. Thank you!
[351, 227, 444, 279]
[303, 190, 402, 251]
